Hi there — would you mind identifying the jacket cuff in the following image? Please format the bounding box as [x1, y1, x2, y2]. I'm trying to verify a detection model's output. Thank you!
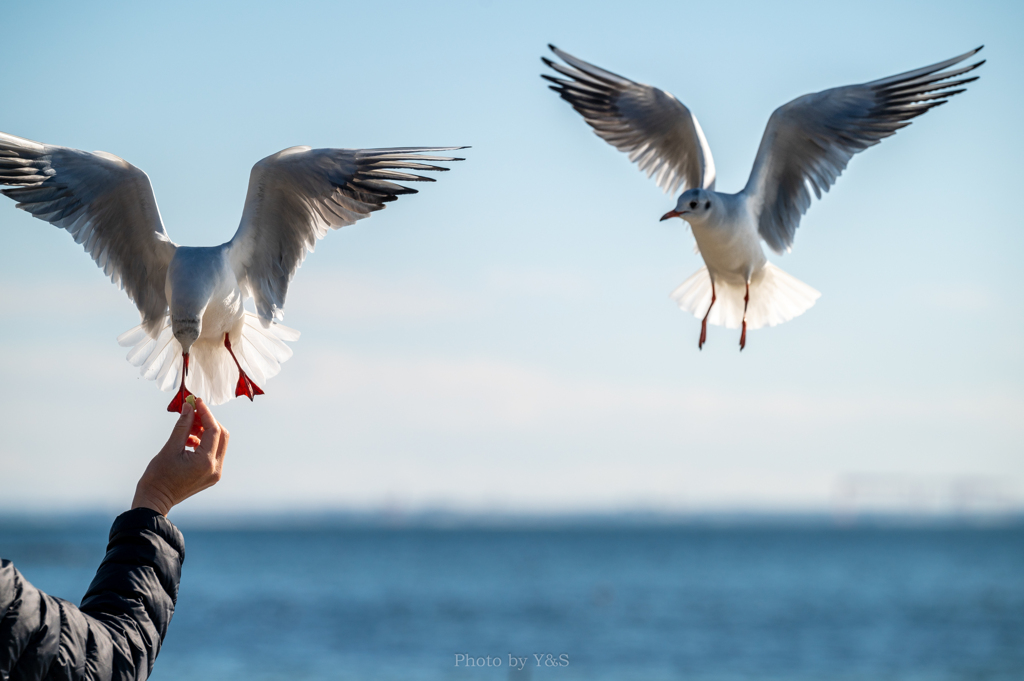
[110, 508, 186, 563]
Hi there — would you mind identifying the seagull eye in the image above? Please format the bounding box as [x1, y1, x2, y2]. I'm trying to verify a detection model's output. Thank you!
[705, 201, 711, 209]
[689, 201, 697, 209]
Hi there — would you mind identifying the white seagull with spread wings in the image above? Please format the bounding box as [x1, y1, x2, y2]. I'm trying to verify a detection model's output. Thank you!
[543, 45, 983, 349]
[0, 133, 465, 410]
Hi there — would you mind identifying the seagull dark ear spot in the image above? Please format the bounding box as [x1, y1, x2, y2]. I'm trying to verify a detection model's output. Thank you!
[689, 201, 697, 209]
[705, 201, 711, 209]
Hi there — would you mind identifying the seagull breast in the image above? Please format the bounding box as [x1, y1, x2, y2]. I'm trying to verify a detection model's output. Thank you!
[688, 194, 766, 284]
[168, 245, 241, 351]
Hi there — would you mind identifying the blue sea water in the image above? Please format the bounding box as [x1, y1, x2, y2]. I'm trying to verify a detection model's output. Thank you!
[1, 517, 1022, 681]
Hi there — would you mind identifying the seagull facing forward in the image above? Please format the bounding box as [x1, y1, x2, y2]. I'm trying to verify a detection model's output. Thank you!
[0, 133, 465, 410]
[543, 45, 983, 349]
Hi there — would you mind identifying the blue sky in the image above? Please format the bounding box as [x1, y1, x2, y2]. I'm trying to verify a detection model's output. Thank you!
[1, 0, 1021, 514]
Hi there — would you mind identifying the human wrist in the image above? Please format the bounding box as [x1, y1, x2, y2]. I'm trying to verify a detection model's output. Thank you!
[131, 479, 175, 516]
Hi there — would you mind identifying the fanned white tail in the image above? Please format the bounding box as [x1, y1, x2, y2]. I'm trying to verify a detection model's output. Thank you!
[116, 312, 300, 405]
[671, 263, 820, 330]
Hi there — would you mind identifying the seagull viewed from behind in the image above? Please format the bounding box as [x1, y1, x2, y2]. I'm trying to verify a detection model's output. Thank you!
[0, 133, 466, 410]
[542, 45, 983, 350]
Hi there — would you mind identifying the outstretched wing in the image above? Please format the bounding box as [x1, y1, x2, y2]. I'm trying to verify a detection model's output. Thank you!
[228, 145, 465, 325]
[0, 132, 177, 335]
[745, 47, 984, 254]
[542, 44, 715, 194]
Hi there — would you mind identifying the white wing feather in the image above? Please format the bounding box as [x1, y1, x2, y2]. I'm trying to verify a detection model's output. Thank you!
[0, 132, 176, 336]
[543, 45, 715, 193]
[744, 47, 984, 254]
[227, 145, 466, 326]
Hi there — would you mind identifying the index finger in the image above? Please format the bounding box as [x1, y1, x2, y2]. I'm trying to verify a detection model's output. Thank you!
[194, 397, 218, 431]
[194, 398, 222, 454]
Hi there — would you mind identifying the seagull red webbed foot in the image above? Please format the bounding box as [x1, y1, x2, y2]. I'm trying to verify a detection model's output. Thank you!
[223, 333, 264, 401]
[167, 352, 194, 413]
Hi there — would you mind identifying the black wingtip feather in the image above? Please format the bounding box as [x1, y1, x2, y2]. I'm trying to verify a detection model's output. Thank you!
[376, 187, 418, 201]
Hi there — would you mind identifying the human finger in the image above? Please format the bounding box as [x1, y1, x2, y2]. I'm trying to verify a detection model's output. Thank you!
[210, 426, 229, 481]
[215, 425, 230, 464]
[195, 397, 218, 433]
[195, 398, 222, 457]
[164, 403, 195, 452]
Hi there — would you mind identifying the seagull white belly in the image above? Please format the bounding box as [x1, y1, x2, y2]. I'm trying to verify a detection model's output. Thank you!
[198, 286, 246, 345]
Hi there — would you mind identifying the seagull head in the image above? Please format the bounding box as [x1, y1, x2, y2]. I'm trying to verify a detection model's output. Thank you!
[171, 313, 203, 354]
[661, 189, 714, 223]
[167, 247, 220, 354]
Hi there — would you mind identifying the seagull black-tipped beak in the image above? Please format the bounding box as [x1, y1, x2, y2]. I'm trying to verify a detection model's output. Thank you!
[660, 210, 683, 221]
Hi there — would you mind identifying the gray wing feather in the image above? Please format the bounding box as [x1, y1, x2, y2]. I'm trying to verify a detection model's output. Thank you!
[745, 47, 984, 254]
[0, 132, 176, 335]
[229, 145, 465, 325]
[542, 45, 716, 194]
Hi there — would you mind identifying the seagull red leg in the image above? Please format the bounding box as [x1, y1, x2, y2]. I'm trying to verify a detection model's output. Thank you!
[166, 352, 194, 413]
[699, 280, 716, 350]
[223, 333, 264, 401]
[739, 281, 750, 351]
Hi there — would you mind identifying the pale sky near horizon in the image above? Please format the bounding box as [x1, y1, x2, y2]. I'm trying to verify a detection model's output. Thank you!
[1, 0, 1021, 514]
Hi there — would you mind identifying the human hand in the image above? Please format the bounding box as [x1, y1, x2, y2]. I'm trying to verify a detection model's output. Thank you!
[131, 397, 229, 516]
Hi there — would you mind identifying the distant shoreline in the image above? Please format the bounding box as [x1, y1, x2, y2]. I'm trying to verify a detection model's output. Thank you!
[3, 508, 1023, 532]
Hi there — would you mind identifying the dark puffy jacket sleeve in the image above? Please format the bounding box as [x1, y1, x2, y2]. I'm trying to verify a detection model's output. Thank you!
[0, 508, 185, 681]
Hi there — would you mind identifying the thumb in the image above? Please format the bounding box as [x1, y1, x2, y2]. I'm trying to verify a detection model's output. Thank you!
[164, 403, 195, 451]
